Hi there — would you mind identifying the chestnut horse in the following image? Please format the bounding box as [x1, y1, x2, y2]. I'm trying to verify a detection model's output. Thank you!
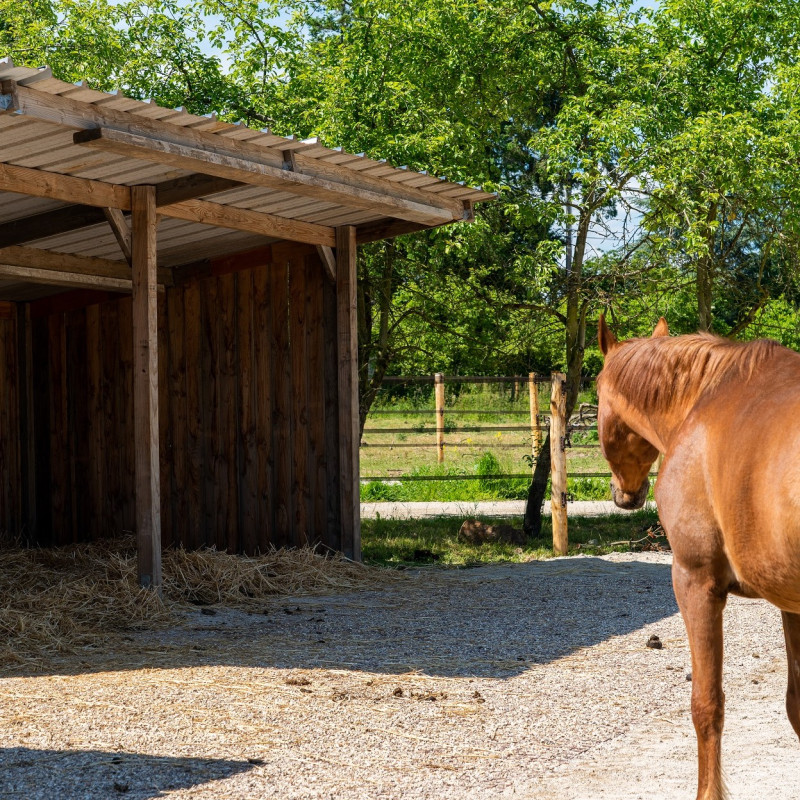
[597, 315, 800, 800]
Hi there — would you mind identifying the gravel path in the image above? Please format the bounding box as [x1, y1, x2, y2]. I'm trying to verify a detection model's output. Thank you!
[1, 551, 797, 799]
[361, 499, 658, 519]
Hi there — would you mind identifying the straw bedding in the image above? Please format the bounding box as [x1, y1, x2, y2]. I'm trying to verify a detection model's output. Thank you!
[0, 536, 393, 667]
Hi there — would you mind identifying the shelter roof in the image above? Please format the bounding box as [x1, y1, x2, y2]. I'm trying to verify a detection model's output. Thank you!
[0, 60, 494, 300]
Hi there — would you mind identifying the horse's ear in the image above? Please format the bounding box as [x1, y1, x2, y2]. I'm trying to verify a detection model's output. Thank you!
[651, 317, 669, 338]
[598, 314, 618, 356]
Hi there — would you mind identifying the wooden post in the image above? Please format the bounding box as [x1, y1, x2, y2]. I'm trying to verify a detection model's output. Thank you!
[549, 372, 568, 555]
[131, 185, 162, 589]
[19, 303, 37, 537]
[336, 225, 361, 561]
[434, 372, 445, 463]
[529, 372, 540, 471]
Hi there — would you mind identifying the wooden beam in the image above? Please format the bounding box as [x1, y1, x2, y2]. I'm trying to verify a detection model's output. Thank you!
[0, 205, 107, 248]
[5, 80, 466, 221]
[161, 198, 336, 246]
[292, 152, 461, 219]
[102, 207, 132, 264]
[356, 201, 474, 244]
[131, 184, 162, 590]
[335, 225, 361, 561]
[0, 264, 132, 291]
[356, 219, 437, 244]
[0, 245, 172, 285]
[0, 173, 240, 250]
[73, 127, 457, 225]
[316, 245, 337, 282]
[0, 161, 131, 209]
[155, 174, 244, 207]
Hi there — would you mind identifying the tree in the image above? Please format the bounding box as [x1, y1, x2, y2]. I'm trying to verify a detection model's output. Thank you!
[633, 0, 800, 334]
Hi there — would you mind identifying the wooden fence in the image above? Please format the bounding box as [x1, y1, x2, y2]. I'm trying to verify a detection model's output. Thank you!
[360, 372, 609, 554]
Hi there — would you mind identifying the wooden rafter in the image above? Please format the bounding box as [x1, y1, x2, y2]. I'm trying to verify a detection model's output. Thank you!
[316, 245, 337, 282]
[0, 205, 107, 248]
[356, 201, 473, 244]
[0, 161, 131, 209]
[0, 264, 131, 291]
[102, 207, 132, 264]
[161, 199, 336, 246]
[74, 128, 457, 225]
[154, 174, 243, 207]
[0, 245, 172, 286]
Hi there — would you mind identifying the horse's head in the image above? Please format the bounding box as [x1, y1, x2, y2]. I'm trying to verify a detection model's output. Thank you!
[596, 315, 667, 509]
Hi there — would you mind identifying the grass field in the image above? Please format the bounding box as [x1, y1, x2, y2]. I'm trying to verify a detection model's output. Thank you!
[359, 382, 651, 502]
[361, 509, 664, 566]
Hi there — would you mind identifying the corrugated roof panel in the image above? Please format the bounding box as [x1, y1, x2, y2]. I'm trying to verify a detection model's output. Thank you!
[0, 192, 68, 224]
[0, 58, 495, 290]
[29, 223, 124, 256]
[1, 61, 495, 199]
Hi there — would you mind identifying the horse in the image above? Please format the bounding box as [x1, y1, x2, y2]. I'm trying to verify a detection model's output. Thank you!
[596, 315, 800, 800]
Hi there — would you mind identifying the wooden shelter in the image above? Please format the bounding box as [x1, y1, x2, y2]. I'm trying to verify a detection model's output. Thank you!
[0, 61, 492, 585]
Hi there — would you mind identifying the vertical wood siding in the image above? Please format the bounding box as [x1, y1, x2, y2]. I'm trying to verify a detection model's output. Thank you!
[0, 303, 21, 537]
[9, 246, 343, 553]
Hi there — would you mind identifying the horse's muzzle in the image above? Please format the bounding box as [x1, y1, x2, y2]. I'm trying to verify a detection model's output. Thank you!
[611, 477, 649, 510]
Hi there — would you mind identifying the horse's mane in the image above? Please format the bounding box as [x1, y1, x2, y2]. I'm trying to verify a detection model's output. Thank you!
[602, 333, 781, 411]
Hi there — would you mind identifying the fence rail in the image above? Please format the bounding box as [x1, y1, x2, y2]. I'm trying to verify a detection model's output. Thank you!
[361, 372, 625, 553]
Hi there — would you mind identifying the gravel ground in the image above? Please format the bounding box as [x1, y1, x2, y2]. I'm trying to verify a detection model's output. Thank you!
[360, 500, 658, 519]
[1, 551, 797, 799]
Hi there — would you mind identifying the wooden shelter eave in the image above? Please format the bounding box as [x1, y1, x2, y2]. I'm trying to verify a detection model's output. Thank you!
[0, 61, 496, 586]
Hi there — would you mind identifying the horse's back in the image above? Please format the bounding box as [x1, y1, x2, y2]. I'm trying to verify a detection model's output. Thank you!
[661, 350, 800, 610]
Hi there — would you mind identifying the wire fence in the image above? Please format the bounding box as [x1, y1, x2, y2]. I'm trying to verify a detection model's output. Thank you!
[359, 373, 614, 483]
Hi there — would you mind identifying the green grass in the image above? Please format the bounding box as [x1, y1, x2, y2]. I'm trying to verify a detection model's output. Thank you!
[361, 509, 663, 567]
[360, 472, 616, 502]
[360, 383, 620, 502]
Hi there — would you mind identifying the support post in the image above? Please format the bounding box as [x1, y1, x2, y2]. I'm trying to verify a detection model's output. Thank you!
[529, 372, 540, 472]
[131, 185, 162, 589]
[549, 372, 568, 555]
[434, 372, 445, 463]
[336, 225, 361, 561]
[19, 304, 37, 537]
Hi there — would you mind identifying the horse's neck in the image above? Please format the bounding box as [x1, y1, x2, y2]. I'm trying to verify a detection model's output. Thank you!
[615, 394, 673, 455]
[614, 377, 698, 455]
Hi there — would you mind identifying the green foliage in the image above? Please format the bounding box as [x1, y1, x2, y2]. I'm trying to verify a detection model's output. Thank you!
[4, 0, 800, 384]
[567, 477, 610, 501]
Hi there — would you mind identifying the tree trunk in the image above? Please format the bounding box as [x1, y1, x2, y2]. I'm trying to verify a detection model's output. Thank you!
[522, 315, 585, 537]
[696, 255, 713, 332]
[696, 202, 718, 332]
[523, 433, 551, 537]
[523, 190, 590, 537]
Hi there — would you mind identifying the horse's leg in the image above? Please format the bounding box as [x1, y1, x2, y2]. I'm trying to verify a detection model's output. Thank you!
[672, 562, 728, 800]
[781, 611, 800, 739]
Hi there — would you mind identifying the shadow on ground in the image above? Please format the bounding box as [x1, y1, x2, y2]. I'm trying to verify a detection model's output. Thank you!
[0, 746, 255, 800]
[4, 557, 678, 681]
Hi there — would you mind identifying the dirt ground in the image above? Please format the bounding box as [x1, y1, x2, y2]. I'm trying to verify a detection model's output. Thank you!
[1, 551, 798, 799]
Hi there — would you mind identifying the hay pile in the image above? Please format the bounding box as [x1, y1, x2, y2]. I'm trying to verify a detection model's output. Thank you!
[0, 537, 393, 667]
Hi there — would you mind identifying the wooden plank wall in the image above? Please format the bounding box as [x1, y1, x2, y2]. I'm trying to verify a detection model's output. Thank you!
[14, 244, 343, 553]
[0, 302, 21, 538]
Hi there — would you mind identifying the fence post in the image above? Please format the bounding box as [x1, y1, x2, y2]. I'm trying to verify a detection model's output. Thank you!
[435, 372, 445, 463]
[550, 372, 568, 555]
[529, 372, 540, 470]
